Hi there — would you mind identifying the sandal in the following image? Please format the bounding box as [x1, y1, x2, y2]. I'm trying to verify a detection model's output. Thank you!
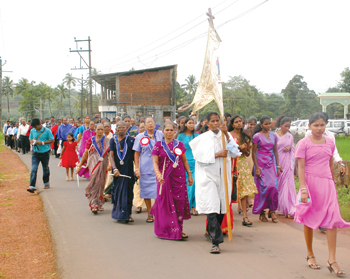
[135, 207, 142, 214]
[91, 207, 98, 214]
[146, 216, 154, 223]
[27, 188, 35, 193]
[181, 232, 188, 239]
[242, 217, 253, 226]
[98, 208, 104, 211]
[193, 209, 198, 216]
[70, 177, 74, 181]
[327, 261, 345, 276]
[129, 217, 134, 222]
[259, 212, 268, 222]
[204, 232, 212, 243]
[210, 244, 220, 254]
[66, 176, 69, 181]
[306, 256, 320, 269]
[44, 185, 50, 189]
[268, 210, 278, 223]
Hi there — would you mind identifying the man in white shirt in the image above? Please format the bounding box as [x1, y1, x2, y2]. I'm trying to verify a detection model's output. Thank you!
[18, 120, 30, 154]
[42, 118, 50, 128]
[190, 112, 241, 254]
[3, 120, 10, 146]
[6, 123, 15, 149]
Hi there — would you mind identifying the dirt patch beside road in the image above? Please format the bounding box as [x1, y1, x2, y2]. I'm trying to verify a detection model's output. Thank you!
[0, 145, 58, 278]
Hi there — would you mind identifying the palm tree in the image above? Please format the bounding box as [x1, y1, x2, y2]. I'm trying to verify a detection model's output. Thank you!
[56, 83, 68, 113]
[2, 76, 14, 119]
[37, 82, 55, 117]
[181, 75, 198, 95]
[63, 73, 76, 117]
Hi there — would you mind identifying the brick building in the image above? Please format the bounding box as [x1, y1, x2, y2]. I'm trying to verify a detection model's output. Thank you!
[92, 65, 177, 124]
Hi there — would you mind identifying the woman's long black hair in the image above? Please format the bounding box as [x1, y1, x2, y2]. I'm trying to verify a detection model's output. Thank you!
[228, 114, 251, 144]
[253, 115, 271, 135]
[178, 117, 196, 136]
[195, 117, 206, 132]
[275, 115, 292, 128]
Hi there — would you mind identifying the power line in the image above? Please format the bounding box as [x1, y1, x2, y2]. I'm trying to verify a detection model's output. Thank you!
[103, 1, 267, 73]
[216, 0, 268, 29]
[96, 0, 234, 67]
[99, 0, 241, 71]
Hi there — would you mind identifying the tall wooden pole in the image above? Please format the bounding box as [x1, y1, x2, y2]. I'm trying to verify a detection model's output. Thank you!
[221, 116, 232, 241]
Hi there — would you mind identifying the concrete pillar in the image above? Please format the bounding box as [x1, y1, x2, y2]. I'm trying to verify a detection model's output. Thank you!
[322, 105, 327, 112]
[101, 84, 104, 99]
[344, 104, 348, 119]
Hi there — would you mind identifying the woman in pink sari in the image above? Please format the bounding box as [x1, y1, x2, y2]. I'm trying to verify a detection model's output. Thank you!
[79, 121, 95, 158]
[151, 122, 192, 240]
[276, 116, 296, 218]
[76, 124, 110, 214]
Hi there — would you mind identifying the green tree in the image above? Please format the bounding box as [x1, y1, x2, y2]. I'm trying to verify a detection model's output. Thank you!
[281, 75, 321, 118]
[222, 76, 263, 118]
[181, 75, 198, 101]
[55, 83, 68, 111]
[63, 73, 76, 117]
[15, 78, 38, 119]
[263, 94, 285, 118]
[175, 82, 187, 108]
[338, 67, 350, 92]
[37, 82, 55, 117]
[2, 76, 14, 120]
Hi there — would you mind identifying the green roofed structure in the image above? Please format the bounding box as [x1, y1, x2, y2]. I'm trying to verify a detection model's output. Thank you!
[319, 92, 350, 119]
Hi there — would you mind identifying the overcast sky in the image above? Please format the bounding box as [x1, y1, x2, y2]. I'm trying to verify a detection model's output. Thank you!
[1, 0, 349, 94]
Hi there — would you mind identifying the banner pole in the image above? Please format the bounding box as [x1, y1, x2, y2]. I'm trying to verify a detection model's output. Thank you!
[221, 115, 233, 241]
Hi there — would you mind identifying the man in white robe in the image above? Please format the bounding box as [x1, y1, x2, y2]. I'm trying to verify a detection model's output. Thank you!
[190, 112, 241, 254]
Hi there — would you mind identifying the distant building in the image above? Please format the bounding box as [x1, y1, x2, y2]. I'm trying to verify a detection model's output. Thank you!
[92, 65, 177, 124]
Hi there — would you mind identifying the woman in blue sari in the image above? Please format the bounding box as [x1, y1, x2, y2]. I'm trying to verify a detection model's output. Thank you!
[177, 117, 198, 215]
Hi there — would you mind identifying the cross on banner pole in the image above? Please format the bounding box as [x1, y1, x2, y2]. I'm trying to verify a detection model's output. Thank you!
[206, 8, 233, 242]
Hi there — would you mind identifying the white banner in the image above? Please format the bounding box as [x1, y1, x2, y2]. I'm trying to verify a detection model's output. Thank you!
[190, 24, 223, 116]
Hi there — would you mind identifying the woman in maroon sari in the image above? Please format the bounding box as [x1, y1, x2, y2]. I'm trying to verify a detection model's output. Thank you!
[151, 122, 192, 240]
[76, 124, 109, 214]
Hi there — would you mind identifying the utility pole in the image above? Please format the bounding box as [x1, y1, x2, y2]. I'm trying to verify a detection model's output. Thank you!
[69, 75, 87, 118]
[69, 37, 93, 116]
[81, 75, 84, 118]
[0, 57, 13, 129]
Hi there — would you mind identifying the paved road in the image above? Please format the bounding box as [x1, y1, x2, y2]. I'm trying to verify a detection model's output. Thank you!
[16, 150, 350, 279]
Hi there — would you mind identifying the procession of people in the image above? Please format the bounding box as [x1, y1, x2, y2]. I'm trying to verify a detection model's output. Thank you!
[3, 109, 349, 275]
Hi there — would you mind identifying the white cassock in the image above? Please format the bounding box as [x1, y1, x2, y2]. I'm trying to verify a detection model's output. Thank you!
[189, 130, 241, 215]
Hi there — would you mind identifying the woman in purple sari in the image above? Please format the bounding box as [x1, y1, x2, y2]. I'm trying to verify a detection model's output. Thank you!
[276, 116, 296, 218]
[252, 115, 281, 223]
[151, 122, 192, 240]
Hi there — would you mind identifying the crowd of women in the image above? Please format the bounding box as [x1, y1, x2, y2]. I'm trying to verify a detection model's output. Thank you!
[8, 109, 348, 275]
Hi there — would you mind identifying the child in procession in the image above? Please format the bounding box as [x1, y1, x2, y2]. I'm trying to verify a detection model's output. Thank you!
[60, 133, 79, 181]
